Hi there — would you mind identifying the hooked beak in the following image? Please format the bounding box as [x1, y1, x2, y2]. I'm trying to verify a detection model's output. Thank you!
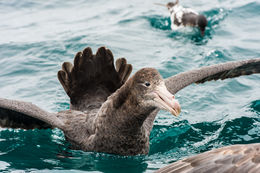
[154, 83, 181, 116]
[154, 3, 167, 7]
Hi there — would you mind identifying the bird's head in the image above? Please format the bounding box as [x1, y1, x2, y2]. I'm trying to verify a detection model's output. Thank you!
[131, 68, 181, 116]
[166, 0, 179, 9]
[197, 15, 208, 36]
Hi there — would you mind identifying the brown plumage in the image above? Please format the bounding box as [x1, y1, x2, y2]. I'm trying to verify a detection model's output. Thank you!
[0, 46, 259, 157]
[165, 58, 260, 94]
[155, 143, 260, 173]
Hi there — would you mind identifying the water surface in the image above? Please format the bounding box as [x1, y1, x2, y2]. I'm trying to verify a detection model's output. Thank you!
[0, 0, 259, 172]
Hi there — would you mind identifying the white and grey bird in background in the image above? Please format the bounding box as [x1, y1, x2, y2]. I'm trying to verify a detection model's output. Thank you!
[155, 0, 208, 36]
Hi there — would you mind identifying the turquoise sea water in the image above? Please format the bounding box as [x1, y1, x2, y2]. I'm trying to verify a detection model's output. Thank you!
[0, 0, 260, 172]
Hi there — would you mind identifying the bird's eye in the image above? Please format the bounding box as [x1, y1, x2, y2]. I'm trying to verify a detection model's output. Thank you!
[145, 82, 150, 87]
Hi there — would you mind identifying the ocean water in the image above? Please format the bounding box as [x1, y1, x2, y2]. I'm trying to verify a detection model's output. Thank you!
[0, 0, 259, 172]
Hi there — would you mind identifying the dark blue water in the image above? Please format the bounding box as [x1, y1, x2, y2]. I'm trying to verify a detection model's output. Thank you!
[0, 0, 259, 172]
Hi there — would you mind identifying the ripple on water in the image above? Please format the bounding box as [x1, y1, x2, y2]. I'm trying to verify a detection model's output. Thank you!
[146, 15, 171, 31]
[203, 48, 233, 65]
[0, 0, 260, 172]
[0, 161, 10, 170]
[250, 100, 260, 114]
[219, 116, 260, 144]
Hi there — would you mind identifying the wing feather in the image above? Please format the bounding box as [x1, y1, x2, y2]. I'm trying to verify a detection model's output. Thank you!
[57, 47, 132, 111]
[0, 98, 64, 129]
[155, 144, 260, 173]
[165, 58, 260, 94]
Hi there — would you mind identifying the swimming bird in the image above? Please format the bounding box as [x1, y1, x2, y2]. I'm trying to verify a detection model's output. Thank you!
[0, 46, 259, 156]
[155, 0, 208, 35]
[155, 143, 260, 173]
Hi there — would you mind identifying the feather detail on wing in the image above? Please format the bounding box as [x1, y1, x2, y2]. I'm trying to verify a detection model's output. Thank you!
[57, 47, 132, 111]
[0, 98, 64, 129]
[165, 58, 260, 94]
[155, 143, 260, 173]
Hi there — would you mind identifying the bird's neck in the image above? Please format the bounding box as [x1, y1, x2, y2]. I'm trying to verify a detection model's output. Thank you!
[100, 82, 156, 135]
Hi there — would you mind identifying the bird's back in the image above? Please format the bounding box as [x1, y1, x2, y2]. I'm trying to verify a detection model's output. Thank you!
[170, 5, 198, 29]
[56, 47, 132, 150]
[57, 108, 98, 150]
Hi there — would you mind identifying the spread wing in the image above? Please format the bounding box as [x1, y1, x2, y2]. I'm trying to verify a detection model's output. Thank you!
[0, 98, 64, 129]
[165, 58, 260, 94]
[58, 47, 132, 111]
[155, 143, 260, 173]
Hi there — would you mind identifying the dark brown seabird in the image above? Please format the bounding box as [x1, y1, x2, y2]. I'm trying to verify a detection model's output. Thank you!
[0, 47, 259, 161]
